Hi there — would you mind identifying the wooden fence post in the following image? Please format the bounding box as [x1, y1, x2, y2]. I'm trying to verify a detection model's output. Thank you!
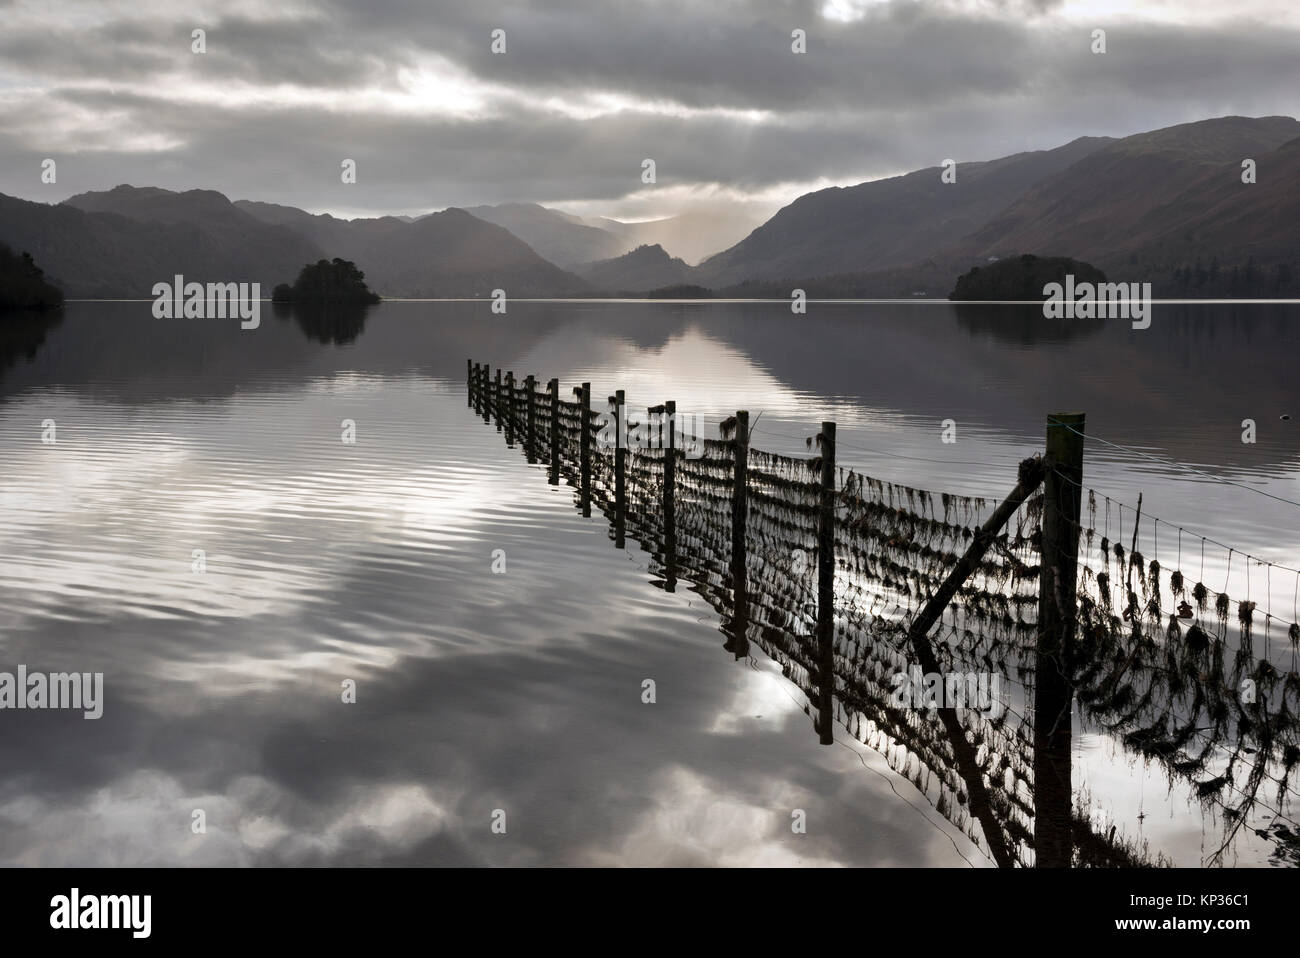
[494, 368, 503, 432]
[548, 378, 560, 485]
[504, 371, 516, 446]
[467, 359, 473, 408]
[816, 421, 836, 744]
[1035, 412, 1085, 868]
[580, 382, 591, 518]
[525, 374, 537, 463]
[614, 389, 625, 549]
[664, 400, 677, 593]
[728, 411, 750, 659]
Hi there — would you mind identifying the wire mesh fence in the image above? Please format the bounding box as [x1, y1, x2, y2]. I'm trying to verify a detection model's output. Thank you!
[468, 360, 1300, 868]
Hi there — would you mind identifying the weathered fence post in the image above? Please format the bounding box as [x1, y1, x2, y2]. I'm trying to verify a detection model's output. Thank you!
[580, 382, 591, 518]
[724, 410, 750, 659]
[548, 378, 560, 485]
[525, 374, 537, 463]
[614, 389, 626, 549]
[816, 421, 836, 744]
[479, 364, 490, 422]
[467, 359, 474, 408]
[1035, 412, 1085, 868]
[494, 368, 503, 432]
[663, 400, 677, 593]
[504, 371, 516, 446]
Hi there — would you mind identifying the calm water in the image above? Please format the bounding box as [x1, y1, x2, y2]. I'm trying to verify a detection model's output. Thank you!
[1, 301, 1297, 866]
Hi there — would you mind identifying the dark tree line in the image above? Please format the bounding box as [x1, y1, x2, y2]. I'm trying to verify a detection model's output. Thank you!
[0, 244, 63, 310]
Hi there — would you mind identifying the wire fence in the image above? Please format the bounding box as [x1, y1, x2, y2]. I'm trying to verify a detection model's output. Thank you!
[468, 360, 1300, 868]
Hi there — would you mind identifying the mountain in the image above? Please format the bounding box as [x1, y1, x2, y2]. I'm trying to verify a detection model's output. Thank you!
[695, 136, 1113, 288]
[592, 209, 764, 266]
[233, 199, 361, 253]
[347, 208, 590, 297]
[7, 114, 1296, 302]
[461, 203, 625, 267]
[235, 198, 588, 296]
[0, 189, 325, 299]
[36, 186, 589, 298]
[575, 244, 695, 293]
[699, 115, 1300, 297]
[960, 116, 1300, 283]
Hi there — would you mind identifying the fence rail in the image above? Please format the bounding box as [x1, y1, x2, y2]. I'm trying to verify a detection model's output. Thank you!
[466, 358, 1300, 868]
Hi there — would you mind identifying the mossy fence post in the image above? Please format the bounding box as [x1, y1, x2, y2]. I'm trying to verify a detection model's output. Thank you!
[614, 389, 626, 549]
[663, 400, 677, 593]
[548, 378, 560, 485]
[504, 371, 515, 446]
[816, 421, 836, 745]
[727, 411, 750, 659]
[525, 374, 537, 463]
[494, 368, 503, 433]
[580, 382, 591, 518]
[1035, 412, 1085, 868]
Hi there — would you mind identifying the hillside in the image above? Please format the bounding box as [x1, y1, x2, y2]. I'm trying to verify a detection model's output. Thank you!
[54, 186, 589, 298]
[591, 209, 764, 266]
[462, 203, 626, 267]
[696, 136, 1113, 288]
[961, 116, 1300, 286]
[575, 244, 695, 293]
[0, 190, 325, 299]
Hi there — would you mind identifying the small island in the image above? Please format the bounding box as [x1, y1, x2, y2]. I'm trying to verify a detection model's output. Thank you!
[272, 258, 380, 305]
[949, 254, 1106, 301]
[0, 244, 64, 311]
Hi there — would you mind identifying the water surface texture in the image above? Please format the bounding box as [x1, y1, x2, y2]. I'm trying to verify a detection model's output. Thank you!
[1, 301, 1297, 866]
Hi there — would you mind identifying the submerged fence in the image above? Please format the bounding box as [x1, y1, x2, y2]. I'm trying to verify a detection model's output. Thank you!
[467, 359, 1300, 868]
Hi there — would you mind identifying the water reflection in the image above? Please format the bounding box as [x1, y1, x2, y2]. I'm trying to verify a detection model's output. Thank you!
[953, 302, 1105, 344]
[273, 301, 373, 347]
[1, 301, 1297, 866]
[0, 309, 62, 374]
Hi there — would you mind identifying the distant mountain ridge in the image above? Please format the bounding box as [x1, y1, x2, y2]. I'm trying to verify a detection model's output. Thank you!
[0, 188, 324, 298]
[4, 185, 590, 298]
[701, 115, 1300, 297]
[0, 114, 1294, 300]
[461, 203, 626, 267]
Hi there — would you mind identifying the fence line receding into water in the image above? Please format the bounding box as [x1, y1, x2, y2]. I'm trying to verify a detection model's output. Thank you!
[466, 359, 1300, 869]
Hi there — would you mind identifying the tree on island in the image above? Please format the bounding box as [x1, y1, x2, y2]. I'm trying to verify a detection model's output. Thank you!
[949, 254, 1106, 301]
[0, 244, 64, 311]
[272, 258, 380, 304]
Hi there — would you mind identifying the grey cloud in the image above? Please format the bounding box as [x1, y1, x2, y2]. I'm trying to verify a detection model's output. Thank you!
[1, 0, 1298, 216]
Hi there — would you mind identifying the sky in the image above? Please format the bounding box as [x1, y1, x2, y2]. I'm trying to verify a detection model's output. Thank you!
[1, 0, 1299, 222]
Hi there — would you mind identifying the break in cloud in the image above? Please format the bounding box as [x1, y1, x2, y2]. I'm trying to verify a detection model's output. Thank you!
[1, 0, 1299, 219]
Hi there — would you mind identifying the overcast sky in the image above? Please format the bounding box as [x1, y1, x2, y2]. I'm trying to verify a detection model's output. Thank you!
[2, 0, 1299, 221]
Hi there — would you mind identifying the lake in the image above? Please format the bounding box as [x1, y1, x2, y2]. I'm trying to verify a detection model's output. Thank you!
[1, 300, 1297, 867]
